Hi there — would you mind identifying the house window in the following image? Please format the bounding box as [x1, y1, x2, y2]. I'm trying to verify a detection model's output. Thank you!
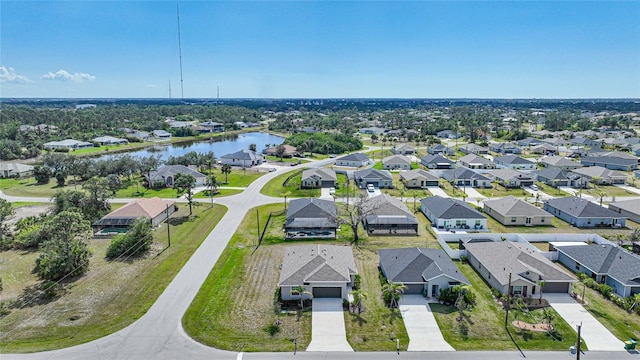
[290, 289, 300, 296]
[475, 220, 481, 226]
[541, 218, 545, 223]
[512, 286, 523, 296]
[511, 217, 517, 223]
[587, 219, 592, 225]
[575, 263, 581, 271]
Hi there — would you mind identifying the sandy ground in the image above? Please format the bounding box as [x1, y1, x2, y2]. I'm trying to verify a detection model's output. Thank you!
[6, 205, 52, 230]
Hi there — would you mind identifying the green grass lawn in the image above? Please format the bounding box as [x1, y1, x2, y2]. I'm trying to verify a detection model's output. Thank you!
[184, 204, 438, 352]
[432, 262, 578, 350]
[0, 204, 226, 353]
[477, 185, 530, 198]
[569, 281, 640, 342]
[535, 182, 572, 197]
[484, 215, 582, 234]
[260, 168, 321, 198]
[372, 162, 419, 171]
[583, 185, 636, 199]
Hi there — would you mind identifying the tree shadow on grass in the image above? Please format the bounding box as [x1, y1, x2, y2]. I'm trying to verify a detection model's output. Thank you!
[429, 303, 457, 314]
[382, 308, 403, 325]
[168, 215, 197, 226]
[347, 311, 368, 326]
[11, 281, 67, 309]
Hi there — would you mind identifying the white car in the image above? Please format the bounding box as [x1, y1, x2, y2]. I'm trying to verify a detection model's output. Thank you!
[329, 187, 336, 195]
[367, 184, 375, 192]
[530, 184, 539, 191]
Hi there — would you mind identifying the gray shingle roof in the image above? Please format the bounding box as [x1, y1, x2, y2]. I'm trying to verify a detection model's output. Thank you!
[383, 154, 412, 165]
[459, 154, 492, 165]
[421, 154, 454, 165]
[541, 156, 583, 168]
[286, 198, 337, 228]
[378, 248, 469, 284]
[495, 155, 534, 165]
[485, 169, 534, 182]
[301, 168, 337, 182]
[148, 165, 206, 182]
[365, 193, 417, 225]
[554, 244, 640, 287]
[278, 245, 357, 285]
[465, 241, 576, 286]
[400, 169, 439, 182]
[544, 196, 624, 218]
[220, 149, 264, 161]
[338, 153, 369, 162]
[571, 166, 626, 179]
[535, 168, 570, 181]
[483, 196, 550, 217]
[581, 156, 637, 167]
[443, 168, 491, 181]
[354, 168, 393, 180]
[420, 195, 486, 219]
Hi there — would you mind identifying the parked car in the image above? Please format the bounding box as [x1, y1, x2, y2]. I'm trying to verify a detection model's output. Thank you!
[329, 187, 336, 195]
[367, 184, 375, 192]
[530, 184, 539, 191]
[268, 167, 277, 172]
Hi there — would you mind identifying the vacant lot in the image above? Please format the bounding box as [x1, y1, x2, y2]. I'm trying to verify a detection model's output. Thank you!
[0, 204, 226, 353]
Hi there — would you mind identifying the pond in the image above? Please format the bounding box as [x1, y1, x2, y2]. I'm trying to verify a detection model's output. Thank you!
[99, 132, 284, 162]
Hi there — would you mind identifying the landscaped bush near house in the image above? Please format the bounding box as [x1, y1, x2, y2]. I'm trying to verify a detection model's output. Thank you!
[575, 272, 640, 316]
[438, 285, 476, 306]
[105, 218, 153, 259]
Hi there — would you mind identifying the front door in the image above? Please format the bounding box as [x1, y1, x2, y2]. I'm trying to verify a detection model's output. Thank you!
[525, 217, 531, 225]
[432, 285, 439, 298]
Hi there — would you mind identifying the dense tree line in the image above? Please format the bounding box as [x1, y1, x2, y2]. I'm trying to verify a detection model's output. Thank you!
[284, 132, 363, 155]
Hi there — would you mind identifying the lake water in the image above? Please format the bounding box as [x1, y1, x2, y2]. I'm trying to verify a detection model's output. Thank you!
[101, 132, 284, 162]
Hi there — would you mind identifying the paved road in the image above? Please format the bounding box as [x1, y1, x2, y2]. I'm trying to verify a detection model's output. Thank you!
[2, 158, 636, 359]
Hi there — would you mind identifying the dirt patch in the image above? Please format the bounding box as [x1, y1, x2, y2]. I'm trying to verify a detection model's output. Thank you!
[512, 320, 554, 332]
[6, 205, 52, 230]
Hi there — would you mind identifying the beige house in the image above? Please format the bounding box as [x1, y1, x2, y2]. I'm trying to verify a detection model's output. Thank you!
[92, 197, 177, 233]
[483, 196, 552, 226]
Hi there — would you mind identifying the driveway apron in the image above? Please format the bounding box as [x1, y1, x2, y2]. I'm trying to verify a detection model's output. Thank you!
[306, 298, 353, 352]
[399, 295, 455, 351]
[546, 293, 624, 351]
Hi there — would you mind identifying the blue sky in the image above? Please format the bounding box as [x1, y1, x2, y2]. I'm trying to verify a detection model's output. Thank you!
[1, 1, 639, 98]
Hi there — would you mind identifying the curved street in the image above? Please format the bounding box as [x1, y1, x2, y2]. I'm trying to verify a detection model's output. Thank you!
[2, 158, 632, 359]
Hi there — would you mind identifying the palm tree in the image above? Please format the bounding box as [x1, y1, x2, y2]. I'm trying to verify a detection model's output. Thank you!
[221, 164, 232, 184]
[350, 289, 367, 314]
[382, 281, 407, 309]
[293, 285, 312, 309]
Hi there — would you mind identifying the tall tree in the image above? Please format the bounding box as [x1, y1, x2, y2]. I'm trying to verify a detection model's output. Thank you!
[36, 211, 92, 281]
[382, 281, 407, 309]
[0, 199, 14, 247]
[173, 173, 196, 215]
[82, 176, 112, 222]
[339, 192, 379, 245]
[221, 164, 232, 184]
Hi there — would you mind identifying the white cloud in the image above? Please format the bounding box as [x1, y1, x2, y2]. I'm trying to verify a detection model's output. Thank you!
[146, 84, 157, 88]
[42, 69, 96, 82]
[0, 66, 33, 83]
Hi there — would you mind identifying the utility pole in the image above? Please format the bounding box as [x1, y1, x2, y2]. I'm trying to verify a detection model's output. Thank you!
[576, 322, 582, 360]
[256, 208, 260, 247]
[177, 4, 184, 100]
[504, 272, 512, 328]
[166, 203, 171, 248]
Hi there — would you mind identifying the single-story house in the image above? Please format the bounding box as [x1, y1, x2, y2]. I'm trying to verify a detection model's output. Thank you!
[442, 168, 492, 188]
[278, 244, 357, 300]
[421, 154, 455, 169]
[378, 248, 470, 297]
[494, 155, 536, 170]
[359, 127, 386, 135]
[0, 163, 34, 178]
[489, 142, 522, 154]
[146, 165, 207, 187]
[220, 149, 265, 167]
[543, 196, 626, 228]
[301, 168, 336, 188]
[152, 130, 172, 139]
[285, 198, 337, 239]
[458, 154, 495, 170]
[530, 143, 557, 155]
[43, 139, 93, 150]
[581, 155, 638, 171]
[516, 138, 543, 147]
[535, 168, 585, 188]
[484, 169, 534, 188]
[570, 166, 627, 185]
[382, 154, 412, 170]
[420, 195, 487, 231]
[198, 121, 225, 132]
[92, 136, 128, 146]
[554, 244, 640, 297]
[400, 169, 439, 188]
[130, 131, 150, 140]
[459, 143, 489, 155]
[92, 197, 176, 232]
[465, 241, 577, 296]
[427, 144, 455, 156]
[391, 144, 416, 155]
[354, 168, 393, 188]
[608, 199, 640, 223]
[540, 156, 583, 171]
[263, 144, 298, 158]
[364, 193, 418, 235]
[483, 196, 552, 226]
[335, 153, 370, 167]
[437, 130, 461, 139]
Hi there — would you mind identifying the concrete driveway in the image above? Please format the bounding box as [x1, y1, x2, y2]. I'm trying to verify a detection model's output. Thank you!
[399, 295, 455, 352]
[545, 293, 624, 351]
[427, 186, 449, 198]
[614, 184, 640, 195]
[306, 298, 353, 352]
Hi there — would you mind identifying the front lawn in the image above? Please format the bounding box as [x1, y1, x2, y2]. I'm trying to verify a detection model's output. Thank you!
[0, 204, 226, 353]
[432, 262, 578, 350]
[477, 184, 530, 198]
[260, 168, 320, 198]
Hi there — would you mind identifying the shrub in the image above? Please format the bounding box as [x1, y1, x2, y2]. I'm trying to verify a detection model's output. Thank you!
[354, 274, 362, 290]
[598, 284, 613, 298]
[106, 218, 153, 259]
[264, 321, 281, 336]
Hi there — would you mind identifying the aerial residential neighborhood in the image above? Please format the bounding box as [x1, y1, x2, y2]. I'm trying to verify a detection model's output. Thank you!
[1, 0, 639, 358]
